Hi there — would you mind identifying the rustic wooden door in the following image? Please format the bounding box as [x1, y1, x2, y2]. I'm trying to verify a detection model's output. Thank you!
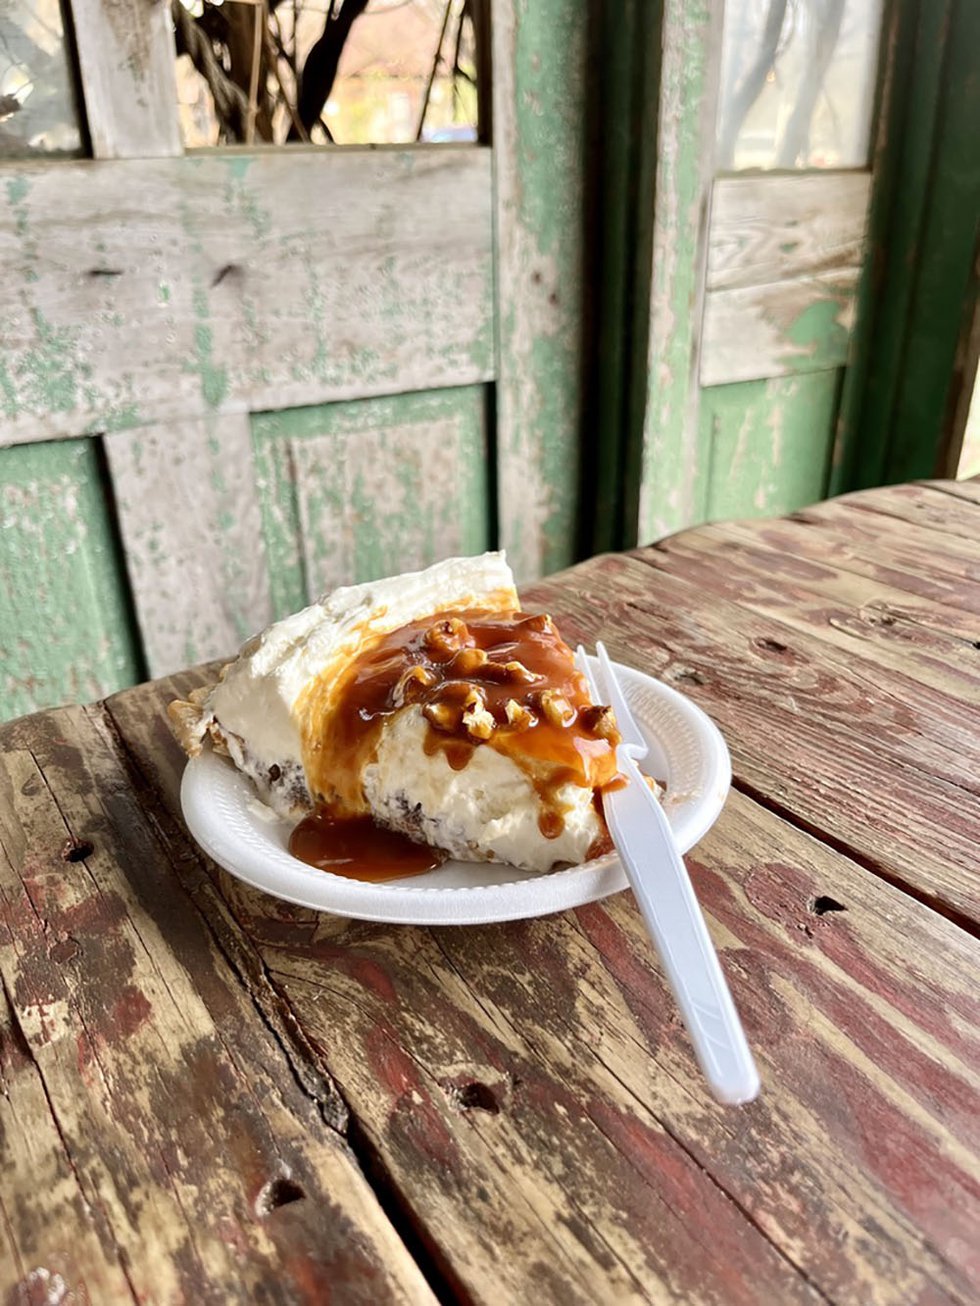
[597, 0, 891, 547]
[0, 0, 594, 721]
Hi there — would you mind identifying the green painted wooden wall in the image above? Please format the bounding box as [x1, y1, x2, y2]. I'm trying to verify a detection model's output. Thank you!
[0, 440, 142, 720]
[1, 0, 975, 723]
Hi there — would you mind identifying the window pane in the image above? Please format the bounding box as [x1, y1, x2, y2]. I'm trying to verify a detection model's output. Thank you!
[717, 0, 883, 171]
[174, 0, 480, 149]
[0, 0, 84, 156]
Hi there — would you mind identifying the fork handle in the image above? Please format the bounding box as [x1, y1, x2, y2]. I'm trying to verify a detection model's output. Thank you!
[606, 753, 761, 1105]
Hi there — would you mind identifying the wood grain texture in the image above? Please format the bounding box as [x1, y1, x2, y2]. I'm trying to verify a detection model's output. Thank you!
[104, 667, 980, 1306]
[0, 703, 433, 1304]
[0, 149, 493, 444]
[645, 520, 980, 691]
[636, 0, 724, 541]
[550, 551, 980, 923]
[251, 387, 490, 616]
[69, 0, 183, 158]
[0, 439, 140, 722]
[491, 0, 590, 581]
[699, 369, 841, 519]
[701, 172, 871, 386]
[105, 413, 274, 677]
[4, 481, 979, 1303]
[832, 479, 980, 543]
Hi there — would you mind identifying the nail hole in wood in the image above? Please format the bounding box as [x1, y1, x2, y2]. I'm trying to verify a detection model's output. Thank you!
[457, 1081, 500, 1114]
[61, 838, 94, 863]
[211, 263, 240, 287]
[971, 640, 980, 650]
[810, 895, 846, 916]
[674, 668, 706, 685]
[256, 1177, 305, 1215]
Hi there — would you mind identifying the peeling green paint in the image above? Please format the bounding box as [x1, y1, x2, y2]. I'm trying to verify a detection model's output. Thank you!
[0, 440, 141, 722]
[781, 297, 850, 369]
[82, 403, 142, 435]
[251, 387, 489, 619]
[496, 0, 591, 578]
[6, 175, 29, 206]
[701, 369, 842, 520]
[187, 288, 229, 409]
[19, 310, 81, 413]
[637, 0, 720, 541]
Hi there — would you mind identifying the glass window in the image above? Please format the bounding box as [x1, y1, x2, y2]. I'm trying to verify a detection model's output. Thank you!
[716, 0, 883, 171]
[0, 0, 84, 156]
[174, 0, 481, 149]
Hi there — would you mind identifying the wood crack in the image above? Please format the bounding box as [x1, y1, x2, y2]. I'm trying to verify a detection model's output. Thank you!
[0, 976, 141, 1304]
[730, 776, 978, 939]
[95, 702, 348, 1134]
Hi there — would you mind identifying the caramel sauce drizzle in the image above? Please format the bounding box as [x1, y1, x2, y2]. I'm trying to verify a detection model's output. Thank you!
[290, 609, 622, 880]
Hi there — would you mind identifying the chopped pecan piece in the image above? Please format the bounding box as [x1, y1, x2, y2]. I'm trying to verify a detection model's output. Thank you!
[579, 703, 619, 740]
[462, 695, 495, 741]
[423, 617, 469, 659]
[537, 689, 576, 728]
[423, 700, 459, 733]
[449, 646, 489, 677]
[481, 658, 542, 685]
[504, 699, 535, 731]
[394, 664, 438, 705]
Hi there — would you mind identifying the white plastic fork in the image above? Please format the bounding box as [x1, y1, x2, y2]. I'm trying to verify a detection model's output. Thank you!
[577, 642, 760, 1105]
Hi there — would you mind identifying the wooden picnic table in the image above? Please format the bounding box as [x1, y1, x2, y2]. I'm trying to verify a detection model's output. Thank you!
[1, 479, 978, 1305]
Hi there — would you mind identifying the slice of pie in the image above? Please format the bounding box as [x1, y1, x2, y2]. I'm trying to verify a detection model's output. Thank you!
[170, 553, 621, 874]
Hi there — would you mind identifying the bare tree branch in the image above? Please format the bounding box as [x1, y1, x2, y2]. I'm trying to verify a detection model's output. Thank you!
[415, 0, 454, 141]
[776, 0, 846, 167]
[292, 0, 370, 140]
[717, 0, 788, 170]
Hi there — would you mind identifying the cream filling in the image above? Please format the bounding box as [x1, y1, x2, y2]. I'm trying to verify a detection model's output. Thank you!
[362, 707, 603, 873]
[204, 552, 517, 814]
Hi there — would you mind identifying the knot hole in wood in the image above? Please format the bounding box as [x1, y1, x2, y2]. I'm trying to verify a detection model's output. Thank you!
[255, 1176, 306, 1216]
[61, 838, 94, 863]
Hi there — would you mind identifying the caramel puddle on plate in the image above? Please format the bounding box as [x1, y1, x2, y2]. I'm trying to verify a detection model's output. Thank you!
[289, 810, 445, 883]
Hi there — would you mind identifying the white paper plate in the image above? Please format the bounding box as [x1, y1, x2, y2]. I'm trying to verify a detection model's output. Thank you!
[179, 658, 731, 925]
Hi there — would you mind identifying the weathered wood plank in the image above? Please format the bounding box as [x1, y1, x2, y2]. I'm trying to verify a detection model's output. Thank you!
[0, 979, 136, 1302]
[933, 475, 980, 506]
[106, 670, 980, 1305]
[721, 510, 980, 619]
[532, 552, 980, 924]
[698, 370, 841, 520]
[492, 0, 591, 581]
[0, 149, 494, 444]
[647, 521, 980, 698]
[799, 494, 980, 583]
[105, 413, 273, 677]
[103, 676, 819, 1306]
[69, 0, 183, 158]
[701, 172, 870, 386]
[636, 0, 724, 541]
[0, 439, 140, 723]
[836, 479, 980, 543]
[0, 703, 434, 1303]
[251, 387, 490, 610]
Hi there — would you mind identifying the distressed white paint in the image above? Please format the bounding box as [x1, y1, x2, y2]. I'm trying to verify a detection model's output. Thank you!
[105, 414, 273, 675]
[1, 149, 494, 446]
[491, 0, 589, 583]
[292, 414, 484, 597]
[69, 0, 183, 158]
[637, 0, 725, 542]
[701, 172, 871, 385]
